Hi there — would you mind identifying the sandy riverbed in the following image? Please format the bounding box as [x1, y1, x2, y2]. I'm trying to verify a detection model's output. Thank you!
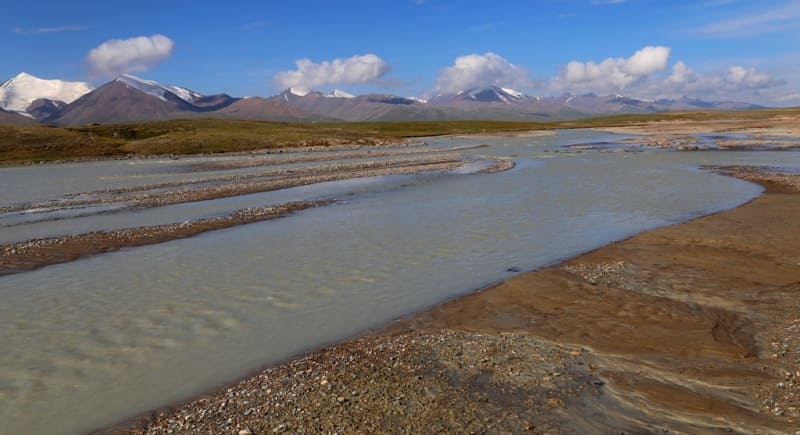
[598, 117, 800, 151]
[105, 166, 800, 435]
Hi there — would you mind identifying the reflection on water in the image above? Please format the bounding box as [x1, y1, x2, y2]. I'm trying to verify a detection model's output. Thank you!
[1, 130, 798, 434]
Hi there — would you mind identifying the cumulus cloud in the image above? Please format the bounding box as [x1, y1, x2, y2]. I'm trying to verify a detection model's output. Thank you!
[548, 45, 788, 104]
[656, 62, 783, 99]
[273, 54, 390, 92]
[555, 46, 671, 93]
[434, 52, 531, 93]
[86, 34, 174, 79]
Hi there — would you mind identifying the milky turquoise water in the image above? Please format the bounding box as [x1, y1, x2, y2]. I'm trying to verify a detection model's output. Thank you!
[1, 130, 798, 434]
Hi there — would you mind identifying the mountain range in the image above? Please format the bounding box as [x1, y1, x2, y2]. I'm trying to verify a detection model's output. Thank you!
[0, 72, 765, 126]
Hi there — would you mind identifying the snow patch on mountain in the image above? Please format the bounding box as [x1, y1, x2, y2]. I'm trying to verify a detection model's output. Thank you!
[115, 74, 202, 103]
[324, 89, 355, 98]
[500, 87, 524, 100]
[464, 86, 526, 103]
[288, 87, 310, 97]
[0, 72, 93, 115]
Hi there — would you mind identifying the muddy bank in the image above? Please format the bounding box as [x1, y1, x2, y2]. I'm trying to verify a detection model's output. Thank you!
[112, 167, 800, 434]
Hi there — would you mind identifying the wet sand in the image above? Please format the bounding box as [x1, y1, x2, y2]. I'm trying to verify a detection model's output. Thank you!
[598, 117, 800, 151]
[598, 116, 800, 137]
[109, 166, 800, 434]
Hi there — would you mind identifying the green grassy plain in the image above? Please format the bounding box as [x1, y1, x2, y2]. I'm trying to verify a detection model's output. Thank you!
[1, 108, 798, 164]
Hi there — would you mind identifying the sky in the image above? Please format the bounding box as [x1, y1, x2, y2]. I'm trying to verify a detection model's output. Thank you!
[2, 0, 799, 106]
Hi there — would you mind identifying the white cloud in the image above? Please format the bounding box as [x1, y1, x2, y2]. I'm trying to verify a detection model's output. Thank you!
[273, 54, 390, 92]
[86, 34, 174, 79]
[555, 46, 671, 94]
[696, 0, 800, 37]
[622, 46, 671, 76]
[434, 52, 531, 93]
[549, 46, 788, 104]
[657, 62, 783, 98]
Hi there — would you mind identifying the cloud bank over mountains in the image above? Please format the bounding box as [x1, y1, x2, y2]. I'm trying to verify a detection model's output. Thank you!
[273, 54, 390, 94]
[553, 46, 672, 94]
[420, 46, 783, 104]
[433, 52, 531, 94]
[73, 32, 789, 105]
[86, 34, 175, 79]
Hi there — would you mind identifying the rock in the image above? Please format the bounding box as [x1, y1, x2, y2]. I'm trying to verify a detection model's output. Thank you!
[337, 396, 347, 403]
[506, 267, 521, 273]
[239, 429, 253, 435]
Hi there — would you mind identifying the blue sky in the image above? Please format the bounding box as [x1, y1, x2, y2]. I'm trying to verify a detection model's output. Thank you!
[3, 0, 799, 105]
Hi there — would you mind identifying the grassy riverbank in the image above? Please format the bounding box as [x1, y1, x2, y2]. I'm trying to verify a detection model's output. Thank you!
[2, 107, 798, 164]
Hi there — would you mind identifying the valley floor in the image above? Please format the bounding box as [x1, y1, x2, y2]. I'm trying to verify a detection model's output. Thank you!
[110, 166, 800, 434]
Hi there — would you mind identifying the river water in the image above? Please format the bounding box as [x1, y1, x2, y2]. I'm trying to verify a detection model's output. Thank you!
[1, 130, 799, 434]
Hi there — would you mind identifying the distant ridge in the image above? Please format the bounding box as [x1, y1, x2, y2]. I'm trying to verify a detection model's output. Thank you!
[213, 97, 311, 121]
[0, 72, 767, 126]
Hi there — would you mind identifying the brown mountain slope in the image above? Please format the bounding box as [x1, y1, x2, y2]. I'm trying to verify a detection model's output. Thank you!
[213, 97, 311, 121]
[49, 81, 197, 126]
[0, 108, 36, 125]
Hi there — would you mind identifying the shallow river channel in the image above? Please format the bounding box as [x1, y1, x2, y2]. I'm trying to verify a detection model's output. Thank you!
[2, 130, 799, 434]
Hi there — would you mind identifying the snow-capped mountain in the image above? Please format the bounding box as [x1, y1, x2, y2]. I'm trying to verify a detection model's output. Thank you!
[115, 74, 202, 103]
[556, 92, 764, 114]
[428, 86, 529, 105]
[460, 86, 526, 103]
[279, 88, 356, 100]
[325, 89, 355, 99]
[47, 73, 249, 125]
[0, 71, 766, 126]
[0, 72, 93, 116]
[406, 96, 428, 104]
